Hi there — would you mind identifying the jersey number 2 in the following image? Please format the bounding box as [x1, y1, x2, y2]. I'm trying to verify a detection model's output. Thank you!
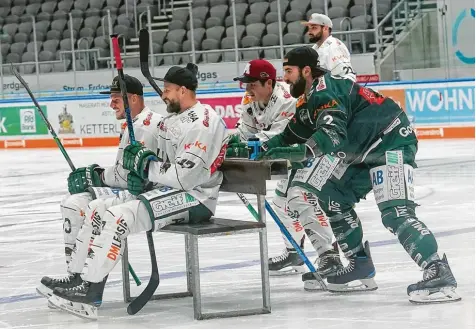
[323, 115, 334, 125]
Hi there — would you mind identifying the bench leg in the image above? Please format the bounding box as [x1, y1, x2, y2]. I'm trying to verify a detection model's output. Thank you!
[257, 194, 271, 312]
[122, 238, 131, 303]
[184, 234, 193, 295]
[189, 234, 203, 320]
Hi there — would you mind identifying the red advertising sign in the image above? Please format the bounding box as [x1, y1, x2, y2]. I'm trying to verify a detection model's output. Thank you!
[198, 96, 243, 128]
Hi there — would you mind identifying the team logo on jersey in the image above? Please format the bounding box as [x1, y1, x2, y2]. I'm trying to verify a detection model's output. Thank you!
[316, 76, 327, 91]
[203, 108, 210, 127]
[143, 112, 153, 126]
[296, 95, 306, 108]
[242, 93, 252, 105]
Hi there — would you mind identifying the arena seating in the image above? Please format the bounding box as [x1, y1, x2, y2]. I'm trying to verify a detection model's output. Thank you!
[0, 0, 394, 72]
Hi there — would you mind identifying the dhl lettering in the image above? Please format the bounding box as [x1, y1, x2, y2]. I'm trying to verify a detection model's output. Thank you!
[292, 220, 304, 232]
[184, 141, 207, 152]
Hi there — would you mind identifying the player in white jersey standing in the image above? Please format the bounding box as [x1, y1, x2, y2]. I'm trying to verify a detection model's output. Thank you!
[229, 59, 339, 278]
[48, 63, 228, 320]
[36, 75, 162, 299]
[304, 13, 356, 81]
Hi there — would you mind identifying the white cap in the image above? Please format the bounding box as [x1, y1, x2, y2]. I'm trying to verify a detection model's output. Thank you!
[302, 13, 333, 28]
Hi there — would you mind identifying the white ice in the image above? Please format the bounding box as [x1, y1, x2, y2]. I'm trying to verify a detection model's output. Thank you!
[0, 139, 474, 329]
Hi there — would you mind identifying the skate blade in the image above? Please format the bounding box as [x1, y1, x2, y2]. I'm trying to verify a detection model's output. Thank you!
[36, 285, 53, 299]
[328, 278, 378, 293]
[409, 286, 462, 304]
[303, 280, 327, 291]
[269, 265, 306, 276]
[49, 294, 98, 320]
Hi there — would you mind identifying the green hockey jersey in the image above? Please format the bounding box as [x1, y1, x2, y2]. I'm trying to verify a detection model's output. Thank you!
[275, 74, 417, 164]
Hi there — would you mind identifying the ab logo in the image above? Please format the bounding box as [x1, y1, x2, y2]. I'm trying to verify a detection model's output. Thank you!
[372, 170, 384, 186]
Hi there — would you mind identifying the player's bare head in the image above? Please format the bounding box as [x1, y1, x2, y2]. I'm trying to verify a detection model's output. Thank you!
[233, 59, 276, 103]
[283, 47, 325, 97]
[303, 14, 333, 44]
[157, 64, 199, 114]
[101, 74, 144, 120]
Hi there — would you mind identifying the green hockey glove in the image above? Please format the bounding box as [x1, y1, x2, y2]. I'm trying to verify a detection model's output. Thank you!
[260, 144, 307, 162]
[123, 142, 157, 179]
[226, 142, 249, 158]
[127, 172, 153, 196]
[227, 134, 241, 145]
[67, 164, 104, 194]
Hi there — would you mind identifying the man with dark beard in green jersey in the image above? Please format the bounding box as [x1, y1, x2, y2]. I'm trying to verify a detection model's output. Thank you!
[259, 46, 460, 304]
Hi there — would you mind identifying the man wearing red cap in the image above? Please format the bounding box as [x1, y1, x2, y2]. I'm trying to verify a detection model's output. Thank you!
[229, 59, 338, 279]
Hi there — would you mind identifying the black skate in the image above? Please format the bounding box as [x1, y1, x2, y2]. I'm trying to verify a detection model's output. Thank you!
[327, 241, 378, 292]
[407, 254, 461, 304]
[269, 248, 306, 276]
[36, 273, 82, 299]
[48, 279, 106, 320]
[302, 248, 343, 291]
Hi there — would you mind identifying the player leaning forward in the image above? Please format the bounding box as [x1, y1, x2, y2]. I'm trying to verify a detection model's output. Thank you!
[229, 59, 340, 277]
[48, 64, 228, 318]
[37, 75, 162, 298]
[260, 46, 460, 303]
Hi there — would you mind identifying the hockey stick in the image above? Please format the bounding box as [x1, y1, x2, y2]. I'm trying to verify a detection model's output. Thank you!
[110, 35, 160, 315]
[236, 191, 327, 289]
[11, 63, 142, 287]
[139, 29, 163, 97]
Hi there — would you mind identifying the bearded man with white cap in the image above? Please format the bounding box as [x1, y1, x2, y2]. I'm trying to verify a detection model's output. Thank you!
[303, 13, 356, 81]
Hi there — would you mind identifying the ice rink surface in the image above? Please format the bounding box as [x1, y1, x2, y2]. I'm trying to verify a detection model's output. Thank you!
[0, 139, 474, 329]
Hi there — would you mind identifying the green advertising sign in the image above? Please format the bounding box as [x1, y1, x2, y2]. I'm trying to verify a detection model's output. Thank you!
[0, 106, 48, 136]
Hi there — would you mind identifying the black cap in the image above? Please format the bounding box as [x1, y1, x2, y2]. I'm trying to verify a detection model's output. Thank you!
[154, 63, 198, 90]
[284, 46, 329, 74]
[100, 74, 144, 95]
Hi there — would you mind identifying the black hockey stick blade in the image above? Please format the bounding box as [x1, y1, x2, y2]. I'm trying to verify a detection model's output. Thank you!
[139, 28, 163, 96]
[127, 230, 160, 315]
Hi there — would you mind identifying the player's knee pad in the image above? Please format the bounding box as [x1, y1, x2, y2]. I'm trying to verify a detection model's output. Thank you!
[61, 193, 92, 261]
[328, 209, 363, 257]
[380, 202, 438, 268]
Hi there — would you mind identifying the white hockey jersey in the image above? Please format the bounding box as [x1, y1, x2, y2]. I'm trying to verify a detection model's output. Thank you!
[148, 102, 228, 214]
[102, 107, 162, 188]
[312, 36, 356, 81]
[236, 82, 297, 142]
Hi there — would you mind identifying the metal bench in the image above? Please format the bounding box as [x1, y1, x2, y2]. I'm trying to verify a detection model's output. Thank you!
[121, 159, 288, 320]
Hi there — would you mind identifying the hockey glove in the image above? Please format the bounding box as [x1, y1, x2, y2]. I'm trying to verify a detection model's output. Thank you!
[67, 164, 104, 194]
[259, 144, 307, 162]
[226, 142, 249, 158]
[123, 142, 158, 180]
[127, 172, 154, 196]
[228, 134, 241, 145]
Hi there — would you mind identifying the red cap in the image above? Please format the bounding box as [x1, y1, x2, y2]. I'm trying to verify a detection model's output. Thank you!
[233, 59, 277, 83]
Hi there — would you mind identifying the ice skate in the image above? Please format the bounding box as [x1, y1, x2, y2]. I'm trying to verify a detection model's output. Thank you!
[36, 273, 82, 299]
[48, 279, 106, 320]
[327, 241, 378, 292]
[268, 248, 306, 276]
[407, 254, 461, 304]
[302, 247, 343, 291]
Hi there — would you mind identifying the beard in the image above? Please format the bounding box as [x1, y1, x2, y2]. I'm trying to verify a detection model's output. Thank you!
[289, 73, 306, 98]
[166, 99, 181, 113]
[309, 31, 322, 43]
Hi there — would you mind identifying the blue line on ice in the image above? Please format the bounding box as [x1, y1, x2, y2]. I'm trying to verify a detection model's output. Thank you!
[0, 226, 473, 305]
